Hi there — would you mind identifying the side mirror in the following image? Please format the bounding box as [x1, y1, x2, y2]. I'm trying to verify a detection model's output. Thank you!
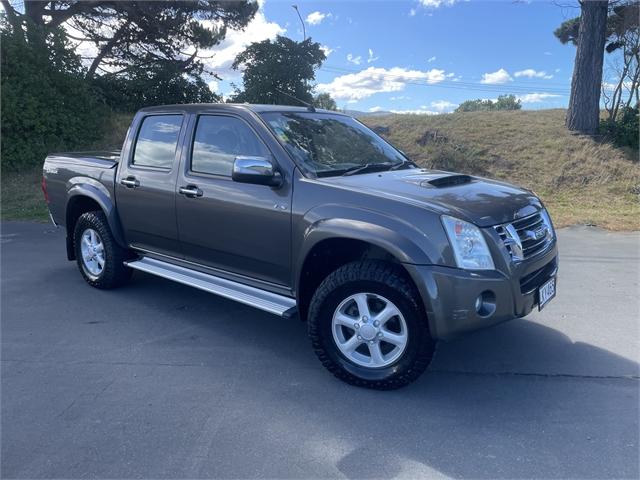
[232, 156, 282, 187]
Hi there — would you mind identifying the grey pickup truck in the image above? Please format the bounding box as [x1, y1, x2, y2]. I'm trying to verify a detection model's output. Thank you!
[42, 103, 558, 389]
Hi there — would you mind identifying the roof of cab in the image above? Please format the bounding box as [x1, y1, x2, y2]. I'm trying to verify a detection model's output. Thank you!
[138, 103, 346, 115]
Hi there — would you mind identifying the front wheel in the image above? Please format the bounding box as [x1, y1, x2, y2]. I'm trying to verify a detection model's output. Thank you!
[308, 261, 435, 390]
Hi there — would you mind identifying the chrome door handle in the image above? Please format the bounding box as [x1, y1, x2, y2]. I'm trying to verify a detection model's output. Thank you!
[179, 185, 203, 197]
[120, 177, 140, 188]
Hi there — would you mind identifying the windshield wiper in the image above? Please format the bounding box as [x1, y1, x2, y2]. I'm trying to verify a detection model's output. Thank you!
[341, 162, 394, 176]
[390, 159, 417, 170]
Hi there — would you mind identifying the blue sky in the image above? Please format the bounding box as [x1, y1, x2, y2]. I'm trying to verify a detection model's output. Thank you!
[208, 0, 583, 113]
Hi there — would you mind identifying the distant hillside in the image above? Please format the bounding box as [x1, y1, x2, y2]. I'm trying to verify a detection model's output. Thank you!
[361, 109, 639, 230]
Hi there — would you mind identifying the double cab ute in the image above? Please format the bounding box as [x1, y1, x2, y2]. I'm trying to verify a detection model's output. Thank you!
[43, 104, 558, 389]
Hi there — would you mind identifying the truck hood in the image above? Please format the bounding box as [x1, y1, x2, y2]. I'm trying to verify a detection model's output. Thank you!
[320, 169, 542, 227]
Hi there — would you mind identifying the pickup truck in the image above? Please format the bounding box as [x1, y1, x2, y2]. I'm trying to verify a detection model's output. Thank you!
[42, 103, 558, 389]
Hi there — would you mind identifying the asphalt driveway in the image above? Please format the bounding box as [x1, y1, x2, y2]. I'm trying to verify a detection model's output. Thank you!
[1, 221, 638, 479]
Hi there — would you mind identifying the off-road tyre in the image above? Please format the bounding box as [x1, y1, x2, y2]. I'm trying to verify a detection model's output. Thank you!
[308, 260, 435, 390]
[74, 211, 133, 289]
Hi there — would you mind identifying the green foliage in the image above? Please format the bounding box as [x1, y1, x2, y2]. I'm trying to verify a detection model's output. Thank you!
[0, 22, 107, 171]
[230, 36, 326, 105]
[94, 64, 219, 112]
[3, 1, 258, 81]
[554, 1, 639, 52]
[554, 17, 580, 46]
[455, 95, 522, 112]
[313, 93, 338, 110]
[600, 105, 639, 150]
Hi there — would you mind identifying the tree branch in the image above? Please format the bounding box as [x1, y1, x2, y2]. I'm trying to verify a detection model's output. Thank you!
[86, 20, 130, 79]
[45, 1, 110, 29]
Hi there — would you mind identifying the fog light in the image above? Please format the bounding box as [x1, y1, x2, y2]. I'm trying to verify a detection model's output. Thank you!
[475, 291, 496, 318]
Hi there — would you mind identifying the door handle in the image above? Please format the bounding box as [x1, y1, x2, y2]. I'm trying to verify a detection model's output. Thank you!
[179, 185, 203, 198]
[120, 177, 140, 188]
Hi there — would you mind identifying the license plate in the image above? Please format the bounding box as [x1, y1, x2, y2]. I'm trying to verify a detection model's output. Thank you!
[538, 277, 556, 310]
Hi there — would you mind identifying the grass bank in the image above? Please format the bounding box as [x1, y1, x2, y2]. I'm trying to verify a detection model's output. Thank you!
[1, 109, 638, 230]
[363, 109, 639, 230]
[1, 113, 133, 222]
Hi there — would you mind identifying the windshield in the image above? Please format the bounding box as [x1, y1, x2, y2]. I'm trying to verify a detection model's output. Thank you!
[260, 112, 412, 177]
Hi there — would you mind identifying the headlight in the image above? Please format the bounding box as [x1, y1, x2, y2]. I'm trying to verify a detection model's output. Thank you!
[441, 215, 495, 270]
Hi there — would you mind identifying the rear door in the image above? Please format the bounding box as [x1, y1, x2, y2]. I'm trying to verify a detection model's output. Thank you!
[175, 113, 292, 287]
[116, 113, 186, 256]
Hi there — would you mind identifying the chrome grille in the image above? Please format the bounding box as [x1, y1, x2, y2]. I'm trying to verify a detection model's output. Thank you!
[494, 211, 554, 261]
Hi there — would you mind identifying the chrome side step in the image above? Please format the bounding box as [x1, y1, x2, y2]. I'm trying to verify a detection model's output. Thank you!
[125, 257, 297, 317]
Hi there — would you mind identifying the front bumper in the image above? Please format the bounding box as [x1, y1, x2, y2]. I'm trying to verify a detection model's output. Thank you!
[405, 241, 558, 340]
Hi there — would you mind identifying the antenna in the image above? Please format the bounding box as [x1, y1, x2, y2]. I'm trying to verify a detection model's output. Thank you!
[274, 88, 316, 112]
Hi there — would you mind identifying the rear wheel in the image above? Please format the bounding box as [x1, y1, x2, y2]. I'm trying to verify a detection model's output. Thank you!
[74, 211, 132, 289]
[308, 261, 435, 390]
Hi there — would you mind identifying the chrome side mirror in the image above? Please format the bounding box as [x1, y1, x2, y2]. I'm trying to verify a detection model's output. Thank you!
[232, 156, 282, 187]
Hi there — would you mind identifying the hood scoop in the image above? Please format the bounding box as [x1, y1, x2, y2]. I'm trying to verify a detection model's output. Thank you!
[421, 174, 474, 188]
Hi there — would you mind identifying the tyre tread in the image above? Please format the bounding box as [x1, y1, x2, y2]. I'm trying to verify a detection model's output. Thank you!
[308, 260, 434, 390]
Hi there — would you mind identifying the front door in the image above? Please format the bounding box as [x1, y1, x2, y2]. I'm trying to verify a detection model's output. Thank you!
[175, 114, 292, 287]
[116, 113, 186, 256]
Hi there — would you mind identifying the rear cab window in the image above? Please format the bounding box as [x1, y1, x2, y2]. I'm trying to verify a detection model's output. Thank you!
[132, 115, 183, 169]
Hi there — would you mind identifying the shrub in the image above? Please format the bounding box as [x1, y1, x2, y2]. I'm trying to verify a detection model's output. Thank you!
[600, 106, 639, 151]
[456, 95, 522, 113]
[1, 23, 107, 171]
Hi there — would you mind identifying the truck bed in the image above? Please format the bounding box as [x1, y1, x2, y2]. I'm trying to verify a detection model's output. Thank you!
[45, 150, 121, 168]
[43, 150, 121, 227]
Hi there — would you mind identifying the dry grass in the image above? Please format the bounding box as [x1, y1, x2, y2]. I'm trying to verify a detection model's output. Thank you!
[1, 113, 134, 223]
[1, 167, 49, 222]
[363, 109, 639, 230]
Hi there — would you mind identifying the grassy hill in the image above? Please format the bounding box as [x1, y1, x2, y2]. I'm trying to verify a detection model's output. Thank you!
[2, 109, 638, 230]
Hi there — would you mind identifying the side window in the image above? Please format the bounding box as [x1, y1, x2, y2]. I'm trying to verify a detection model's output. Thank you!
[132, 115, 183, 169]
[191, 115, 270, 176]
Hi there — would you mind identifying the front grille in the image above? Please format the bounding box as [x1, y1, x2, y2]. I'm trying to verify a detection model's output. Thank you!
[494, 211, 553, 261]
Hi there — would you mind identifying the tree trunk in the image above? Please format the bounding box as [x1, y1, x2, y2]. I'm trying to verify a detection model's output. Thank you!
[566, 0, 609, 134]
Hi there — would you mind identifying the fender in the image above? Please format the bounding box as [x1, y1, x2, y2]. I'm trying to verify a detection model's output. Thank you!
[66, 180, 127, 250]
[295, 204, 443, 292]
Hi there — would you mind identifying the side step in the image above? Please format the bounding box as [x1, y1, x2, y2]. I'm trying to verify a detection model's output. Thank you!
[125, 257, 297, 317]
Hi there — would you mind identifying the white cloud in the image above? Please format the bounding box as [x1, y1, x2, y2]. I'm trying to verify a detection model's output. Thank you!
[409, 8, 417, 16]
[390, 95, 411, 100]
[517, 93, 561, 103]
[427, 56, 437, 63]
[320, 45, 334, 57]
[369, 106, 385, 112]
[208, 80, 219, 93]
[367, 49, 379, 63]
[480, 68, 513, 84]
[317, 66, 454, 101]
[544, 51, 552, 56]
[430, 100, 458, 112]
[347, 53, 362, 65]
[603, 80, 634, 91]
[419, 0, 457, 7]
[514, 69, 553, 80]
[197, 8, 285, 78]
[306, 11, 330, 25]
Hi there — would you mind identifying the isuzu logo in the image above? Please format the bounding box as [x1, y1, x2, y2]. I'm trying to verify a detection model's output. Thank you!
[526, 226, 548, 241]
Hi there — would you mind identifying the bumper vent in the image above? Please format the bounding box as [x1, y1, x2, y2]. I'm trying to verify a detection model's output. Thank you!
[495, 211, 553, 261]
